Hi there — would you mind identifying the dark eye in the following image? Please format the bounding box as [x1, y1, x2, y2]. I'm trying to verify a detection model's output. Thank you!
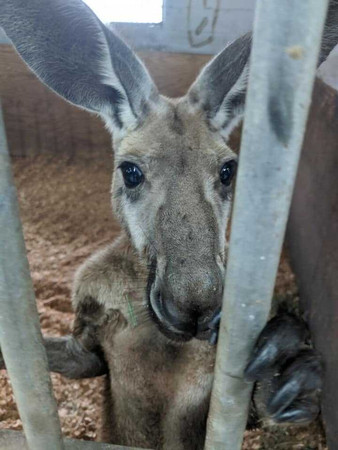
[120, 162, 144, 188]
[220, 160, 237, 186]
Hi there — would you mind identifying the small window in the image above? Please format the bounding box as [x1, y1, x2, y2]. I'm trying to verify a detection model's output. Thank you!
[83, 0, 163, 24]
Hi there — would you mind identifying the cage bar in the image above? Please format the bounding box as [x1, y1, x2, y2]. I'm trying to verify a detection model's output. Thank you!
[0, 429, 145, 449]
[204, 0, 330, 449]
[0, 104, 65, 450]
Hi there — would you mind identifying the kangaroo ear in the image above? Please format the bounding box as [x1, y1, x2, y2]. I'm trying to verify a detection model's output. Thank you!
[187, 33, 251, 140]
[0, 0, 159, 137]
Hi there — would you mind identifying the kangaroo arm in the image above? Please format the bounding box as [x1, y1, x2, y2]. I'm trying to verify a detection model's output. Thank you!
[0, 336, 108, 379]
[45, 335, 108, 378]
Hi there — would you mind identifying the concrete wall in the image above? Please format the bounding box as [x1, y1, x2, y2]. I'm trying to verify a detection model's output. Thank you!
[112, 0, 256, 54]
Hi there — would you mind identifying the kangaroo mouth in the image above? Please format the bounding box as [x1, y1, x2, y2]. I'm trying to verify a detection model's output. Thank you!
[146, 259, 194, 342]
[146, 261, 192, 342]
[146, 260, 221, 344]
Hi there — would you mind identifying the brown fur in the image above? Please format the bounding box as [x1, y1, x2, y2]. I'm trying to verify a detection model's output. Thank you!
[72, 233, 215, 449]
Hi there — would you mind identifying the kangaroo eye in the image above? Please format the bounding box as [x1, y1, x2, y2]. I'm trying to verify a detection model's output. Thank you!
[120, 162, 144, 188]
[220, 160, 237, 186]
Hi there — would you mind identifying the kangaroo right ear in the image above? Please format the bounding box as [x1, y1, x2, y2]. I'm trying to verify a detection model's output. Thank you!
[0, 0, 159, 138]
[187, 33, 251, 141]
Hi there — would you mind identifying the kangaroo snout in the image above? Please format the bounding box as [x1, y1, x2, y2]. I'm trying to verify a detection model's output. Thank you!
[148, 261, 223, 341]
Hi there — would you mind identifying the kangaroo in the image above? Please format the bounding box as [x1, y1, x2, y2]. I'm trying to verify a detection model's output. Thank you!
[1, 0, 338, 448]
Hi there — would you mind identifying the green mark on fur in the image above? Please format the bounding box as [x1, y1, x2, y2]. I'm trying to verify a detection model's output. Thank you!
[126, 296, 138, 328]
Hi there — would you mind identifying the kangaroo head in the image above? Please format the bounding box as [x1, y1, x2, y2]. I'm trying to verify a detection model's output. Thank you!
[2, 0, 250, 341]
[113, 103, 238, 341]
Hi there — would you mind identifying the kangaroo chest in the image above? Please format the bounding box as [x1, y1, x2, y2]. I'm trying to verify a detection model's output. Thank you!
[101, 324, 215, 448]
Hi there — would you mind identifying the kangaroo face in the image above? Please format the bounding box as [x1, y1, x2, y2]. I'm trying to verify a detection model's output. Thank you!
[1, 0, 249, 341]
[112, 99, 237, 341]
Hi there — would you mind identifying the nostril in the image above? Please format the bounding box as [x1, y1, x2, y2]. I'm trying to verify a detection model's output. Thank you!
[153, 290, 197, 336]
[208, 309, 222, 330]
[196, 315, 211, 332]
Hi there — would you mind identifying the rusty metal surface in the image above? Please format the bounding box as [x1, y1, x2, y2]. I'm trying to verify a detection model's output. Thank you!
[288, 78, 338, 450]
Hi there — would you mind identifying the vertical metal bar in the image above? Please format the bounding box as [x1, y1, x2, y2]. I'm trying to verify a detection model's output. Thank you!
[0, 105, 64, 450]
[204, 1, 330, 449]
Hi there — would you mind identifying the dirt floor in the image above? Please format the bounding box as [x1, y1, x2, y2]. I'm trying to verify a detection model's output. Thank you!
[0, 150, 327, 449]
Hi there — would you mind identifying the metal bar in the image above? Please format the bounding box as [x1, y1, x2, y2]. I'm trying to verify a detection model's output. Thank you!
[204, 1, 330, 449]
[0, 105, 64, 450]
[0, 430, 148, 450]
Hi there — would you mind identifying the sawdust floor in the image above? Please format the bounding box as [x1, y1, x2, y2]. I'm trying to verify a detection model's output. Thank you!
[0, 151, 327, 449]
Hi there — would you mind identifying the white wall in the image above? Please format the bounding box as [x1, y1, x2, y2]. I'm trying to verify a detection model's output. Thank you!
[113, 0, 256, 54]
[0, 0, 257, 54]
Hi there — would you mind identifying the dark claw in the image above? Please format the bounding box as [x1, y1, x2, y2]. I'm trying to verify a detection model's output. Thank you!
[267, 349, 323, 416]
[208, 309, 221, 345]
[268, 377, 301, 416]
[247, 313, 323, 426]
[245, 342, 280, 382]
[244, 314, 309, 382]
[273, 399, 320, 424]
[209, 330, 218, 346]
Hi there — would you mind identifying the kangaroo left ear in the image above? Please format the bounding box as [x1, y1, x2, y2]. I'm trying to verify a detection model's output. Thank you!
[187, 33, 251, 140]
[0, 0, 159, 139]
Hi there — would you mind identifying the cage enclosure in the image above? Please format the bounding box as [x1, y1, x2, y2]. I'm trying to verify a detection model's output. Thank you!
[0, 0, 337, 449]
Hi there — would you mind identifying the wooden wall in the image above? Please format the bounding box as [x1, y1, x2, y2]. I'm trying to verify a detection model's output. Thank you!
[288, 79, 338, 450]
[0, 45, 210, 157]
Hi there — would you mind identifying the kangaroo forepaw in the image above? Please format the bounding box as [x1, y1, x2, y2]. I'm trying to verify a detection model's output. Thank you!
[245, 314, 323, 425]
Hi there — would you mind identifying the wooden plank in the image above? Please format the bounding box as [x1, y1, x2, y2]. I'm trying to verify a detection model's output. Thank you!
[138, 50, 210, 97]
[287, 78, 338, 450]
